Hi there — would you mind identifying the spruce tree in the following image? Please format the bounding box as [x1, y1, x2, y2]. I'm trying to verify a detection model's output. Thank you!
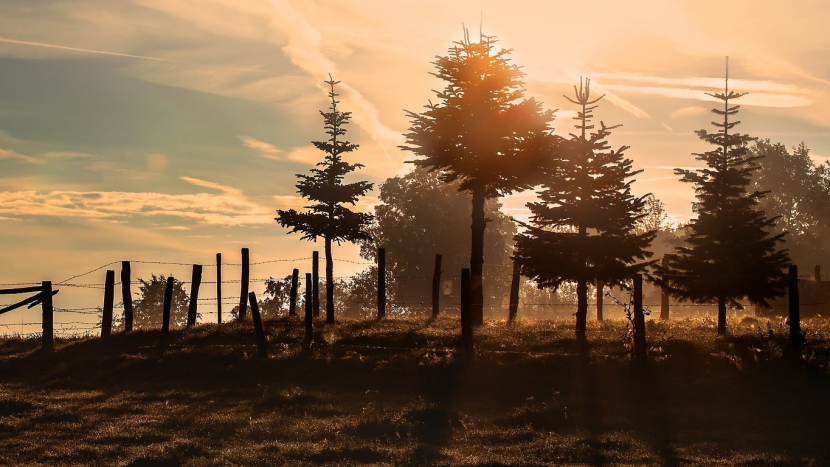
[401, 29, 554, 324]
[514, 78, 655, 337]
[659, 61, 789, 335]
[276, 76, 374, 324]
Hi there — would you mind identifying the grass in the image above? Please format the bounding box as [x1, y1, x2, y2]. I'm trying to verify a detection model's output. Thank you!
[1, 315, 829, 466]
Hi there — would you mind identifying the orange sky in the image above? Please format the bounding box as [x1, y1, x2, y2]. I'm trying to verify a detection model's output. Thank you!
[1, 0, 828, 333]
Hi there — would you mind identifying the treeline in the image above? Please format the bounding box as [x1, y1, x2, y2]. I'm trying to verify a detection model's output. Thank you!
[273, 30, 830, 337]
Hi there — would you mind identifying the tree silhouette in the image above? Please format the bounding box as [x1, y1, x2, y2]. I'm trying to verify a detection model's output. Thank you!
[276, 76, 374, 324]
[360, 168, 516, 310]
[514, 78, 654, 337]
[750, 140, 830, 267]
[258, 275, 293, 317]
[133, 274, 190, 328]
[658, 61, 790, 335]
[401, 29, 554, 324]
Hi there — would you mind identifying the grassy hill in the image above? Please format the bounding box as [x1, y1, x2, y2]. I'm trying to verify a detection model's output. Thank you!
[1, 316, 829, 466]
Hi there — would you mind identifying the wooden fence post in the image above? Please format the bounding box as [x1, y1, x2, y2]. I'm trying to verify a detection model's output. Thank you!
[248, 291, 268, 358]
[815, 265, 821, 282]
[187, 264, 202, 327]
[508, 260, 520, 323]
[101, 270, 115, 338]
[789, 265, 801, 354]
[312, 251, 320, 318]
[660, 257, 670, 321]
[633, 274, 646, 363]
[461, 268, 474, 359]
[305, 272, 313, 351]
[41, 281, 54, 353]
[596, 280, 604, 322]
[238, 248, 249, 320]
[121, 261, 133, 332]
[216, 253, 222, 324]
[289, 268, 299, 316]
[305, 272, 312, 318]
[160, 276, 174, 350]
[377, 247, 386, 319]
[432, 254, 442, 318]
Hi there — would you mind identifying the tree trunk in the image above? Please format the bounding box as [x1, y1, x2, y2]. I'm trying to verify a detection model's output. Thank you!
[788, 265, 801, 353]
[508, 259, 520, 324]
[575, 224, 588, 335]
[632, 274, 647, 363]
[432, 254, 442, 318]
[325, 237, 335, 324]
[717, 295, 727, 336]
[576, 278, 588, 336]
[312, 251, 320, 318]
[660, 256, 670, 320]
[470, 186, 486, 325]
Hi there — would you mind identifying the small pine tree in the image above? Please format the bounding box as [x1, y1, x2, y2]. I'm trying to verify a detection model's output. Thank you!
[514, 78, 655, 337]
[401, 29, 554, 324]
[659, 60, 789, 335]
[276, 76, 374, 324]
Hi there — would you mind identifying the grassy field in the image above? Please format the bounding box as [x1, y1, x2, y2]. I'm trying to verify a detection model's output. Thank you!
[1, 315, 829, 466]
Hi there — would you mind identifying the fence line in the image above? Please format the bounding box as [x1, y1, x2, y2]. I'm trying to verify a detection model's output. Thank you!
[2, 251, 827, 343]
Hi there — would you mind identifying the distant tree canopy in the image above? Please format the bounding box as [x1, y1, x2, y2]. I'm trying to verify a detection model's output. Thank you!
[276, 76, 374, 324]
[401, 29, 554, 324]
[660, 66, 790, 336]
[635, 194, 671, 235]
[750, 140, 830, 267]
[133, 274, 189, 328]
[514, 78, 654, 336]
[258, 275, 293, 317]
[360, 168, 515, 312]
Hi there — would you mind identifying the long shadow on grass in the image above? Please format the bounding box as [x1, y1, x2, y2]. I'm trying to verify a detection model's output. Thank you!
[628, 364, 678, 467]
[575, 335, 609, 467]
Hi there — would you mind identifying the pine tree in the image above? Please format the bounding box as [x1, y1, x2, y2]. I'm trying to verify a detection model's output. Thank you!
[659, 60, 789, 335]
[401, 29, 554, 324]
[514, 78, 655, 337]
[276, 76, 374, 324]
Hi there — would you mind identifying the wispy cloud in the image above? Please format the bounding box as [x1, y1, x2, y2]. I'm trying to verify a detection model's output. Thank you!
[669, 106, 708, 119]
[180, 176, 243, 196]
[588, 81, 651, 119]
[604, 84, 811, 108]
[239, 136, 282, 160]
[0, 185, 273, 227]
[0, 36, 191, 64]
[591, 72, 806, 94]
[238, 137, 322, 166]
[0, 148, 44, 165]
[43, 151, 95, 160]
[267, 0, 401, 147]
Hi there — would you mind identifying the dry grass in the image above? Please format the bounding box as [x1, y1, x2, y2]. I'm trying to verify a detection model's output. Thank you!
[1, 315, 829, 466]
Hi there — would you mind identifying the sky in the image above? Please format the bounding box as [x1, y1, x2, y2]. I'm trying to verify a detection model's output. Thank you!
[1, 0, 829, 333]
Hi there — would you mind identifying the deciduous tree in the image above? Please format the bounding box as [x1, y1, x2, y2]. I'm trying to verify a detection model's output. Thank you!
[360, 168, 515, 312]
[133, 274, 189, 328]
[750, 140, 830, 267]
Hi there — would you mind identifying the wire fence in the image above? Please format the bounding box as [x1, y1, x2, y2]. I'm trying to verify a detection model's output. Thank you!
[2, 253, 828, 338]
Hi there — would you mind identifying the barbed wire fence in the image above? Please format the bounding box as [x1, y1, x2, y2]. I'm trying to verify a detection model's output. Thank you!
[1, 248, 827, 340]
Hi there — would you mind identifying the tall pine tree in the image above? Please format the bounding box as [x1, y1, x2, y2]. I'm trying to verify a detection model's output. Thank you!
[514, 78, 655, 337]
[276, 76, 374, 324]
[659, 60, 789, 335]
[401, 29, 554, 324]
